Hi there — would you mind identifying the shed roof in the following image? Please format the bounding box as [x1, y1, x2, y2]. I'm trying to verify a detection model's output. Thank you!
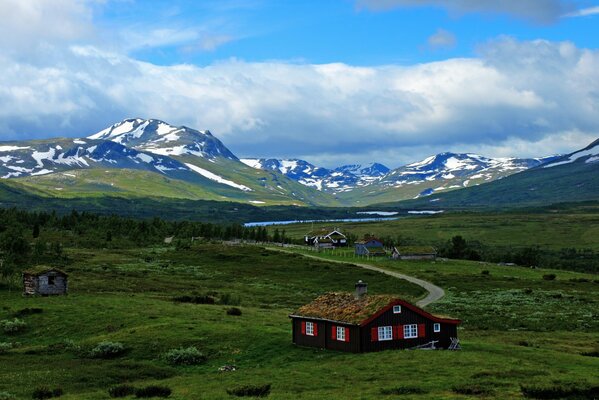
[23, 266, 68, 276]
[394, 246, 437, 255]
[305, 228, 345, 237]
[355, 236, 382, 245]
[291, 292, 460, 326]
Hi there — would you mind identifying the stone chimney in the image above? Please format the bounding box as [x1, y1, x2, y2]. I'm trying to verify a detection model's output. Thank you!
[354, 280, 368, 299]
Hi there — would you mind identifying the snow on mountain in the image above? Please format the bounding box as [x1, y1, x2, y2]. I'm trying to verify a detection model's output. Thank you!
[240, 158, 390, 192]
[89, 118, 238, 160]
[542, 138, 599, 168]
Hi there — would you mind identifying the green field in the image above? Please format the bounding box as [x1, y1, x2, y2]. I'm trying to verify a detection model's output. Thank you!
[279, 211, 599, 250]
[1, 243, 597, 399]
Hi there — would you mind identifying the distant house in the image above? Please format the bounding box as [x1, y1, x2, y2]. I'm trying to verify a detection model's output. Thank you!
[392, 246, 437, 261]
[23, 266, 68, 296]
[355, 236, 386, 256]
[290, 281, 460, 352]
[304, 228, 347, 248]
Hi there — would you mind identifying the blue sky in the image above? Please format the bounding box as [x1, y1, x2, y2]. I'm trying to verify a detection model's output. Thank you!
[0, 0, 598, 167]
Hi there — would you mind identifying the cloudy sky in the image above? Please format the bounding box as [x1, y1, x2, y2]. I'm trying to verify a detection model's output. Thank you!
[1, 0, 598, 167]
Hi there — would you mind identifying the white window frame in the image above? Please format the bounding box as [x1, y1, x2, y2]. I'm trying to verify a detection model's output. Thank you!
[378, 326, 393, 341]
[306, 321, 314, 336]
[404, 324, 418, 339]
[433, 323, 441, 333]
[393, 305, 402, 314]
[336, 326, 346, 341]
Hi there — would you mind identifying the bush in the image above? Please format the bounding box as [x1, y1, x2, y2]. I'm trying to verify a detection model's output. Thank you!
[580, 350, 599, 357]
[0, 392, 15, 400]
[51, 389, 63, 398]
[1, 318, 27, 334]
[218, 293, 241, 306]
[521, 383, 599, 399]
[134, 385, 171, 398]
[89, 341, 126, 359]
[481, 270, 490, 275]
[172, 295, 215, 304]
[163, 346, 206, 366]
[13, 307, 43, 317]
[31, 387, 52, 400]
[380, 386, 427, 395]
[226, 384, 271, 397]
[542, 274, 556, 281]
[452, 384, 493, 396]
[0, 342, 13, 354]
[108, 385, 136, 398]
[226, 307, 242, 316]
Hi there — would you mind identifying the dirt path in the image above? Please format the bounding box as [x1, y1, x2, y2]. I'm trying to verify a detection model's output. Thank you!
[268, 247, 445, 307]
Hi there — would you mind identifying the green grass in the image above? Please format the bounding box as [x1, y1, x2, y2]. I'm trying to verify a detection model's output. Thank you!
[0, 244, 597, 399]
[279, 210, 599, 250]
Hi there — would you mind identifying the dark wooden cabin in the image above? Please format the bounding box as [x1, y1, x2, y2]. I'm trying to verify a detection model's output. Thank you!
[290, 282, 460, 352]
[23, 266, 68, 296]
[355, 236, 386, 256]
[392, 246, 437, 260]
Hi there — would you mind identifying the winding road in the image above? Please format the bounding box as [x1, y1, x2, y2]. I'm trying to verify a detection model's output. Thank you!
[269, 247, 445, 307]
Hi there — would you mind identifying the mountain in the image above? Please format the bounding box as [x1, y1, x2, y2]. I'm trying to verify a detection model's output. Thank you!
[336, 152, 559, 205]
[240, 159, 390, 192]
[0, 119, 339, 207]
[388, 139, 599, 209]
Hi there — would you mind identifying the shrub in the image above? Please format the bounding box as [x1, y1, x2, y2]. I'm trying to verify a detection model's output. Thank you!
[14, 307, 43, 317]
[580, 350, 599, 357]
[380, 386, 427, 395]
[0, 392, 15, 400]
[0, 342, 13, 354]
[481, 270, 490, 275]
[542, 274, 556, 281]
[226, 307, 242, 316]
[226, 384, 271, 397]
[89, 341, 126, 359]
[134, 385, 172, 398]
[31, 387, 53, 400]
[163, 346, 206, 366]
[172, 295, 215, 305]
[521, 383, 599, 399]
[51, 388, 63, 398]
[108, 385, 136, 398]
[218, 293, 241, 306]
[1, 318, 27, 334]
[452, 384, 493, 396]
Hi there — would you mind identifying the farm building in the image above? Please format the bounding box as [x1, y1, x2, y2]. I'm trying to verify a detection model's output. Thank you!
[290, 281, 460, 352]
[22, 266, 68, 296]
[304, 228, 347, 248]
[354, 236, 386, 256]
[392, 246, 437, 260]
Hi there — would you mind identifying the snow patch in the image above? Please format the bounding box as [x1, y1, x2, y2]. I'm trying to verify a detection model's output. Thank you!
[184, 163, 252, 191]
[240, 159, 262, 169]
[249, 200, 265, 204]
[0, 146, 30, 152]
[30, 169, 54, 176]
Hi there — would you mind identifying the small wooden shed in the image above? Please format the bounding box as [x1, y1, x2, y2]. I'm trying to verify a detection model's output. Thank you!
[290, 282, 460, 352]
[23, 266, 68, 296]
[392, 246, 437, 260]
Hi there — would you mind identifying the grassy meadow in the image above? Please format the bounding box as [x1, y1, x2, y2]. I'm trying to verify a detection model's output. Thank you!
[1, 242, 597, 399]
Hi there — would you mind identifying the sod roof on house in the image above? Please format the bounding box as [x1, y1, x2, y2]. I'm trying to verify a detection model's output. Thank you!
[395, 246, 437, 254]
[22, 266, 68, 276]
[293, 293, 398, 325]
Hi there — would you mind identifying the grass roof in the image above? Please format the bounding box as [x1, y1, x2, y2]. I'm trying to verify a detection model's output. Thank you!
[293, 292, 398, 325]
[23, 265, 68, 276]
[395, 246, 437, 254]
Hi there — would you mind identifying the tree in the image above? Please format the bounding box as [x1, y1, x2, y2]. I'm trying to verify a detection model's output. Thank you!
[32, 223, 40, 239]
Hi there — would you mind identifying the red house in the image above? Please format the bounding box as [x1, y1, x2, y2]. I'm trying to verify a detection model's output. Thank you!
[290, 281, 460, 352]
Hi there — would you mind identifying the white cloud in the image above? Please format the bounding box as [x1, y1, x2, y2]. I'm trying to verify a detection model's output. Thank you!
[427, 28, 456, 50]
[0, 37, 598, 167]
[563, 6, 599, 17]
[356, 0, 578, 24]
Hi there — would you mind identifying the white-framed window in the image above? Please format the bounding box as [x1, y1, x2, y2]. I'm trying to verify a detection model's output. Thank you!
[336, 326, 346, 341]
[393, 305, 402, 314]
[433, 323, 441, 333]
[378, 326, 393, 341]
[404, 324, 418, 339]
[306, 321, 314, 336]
